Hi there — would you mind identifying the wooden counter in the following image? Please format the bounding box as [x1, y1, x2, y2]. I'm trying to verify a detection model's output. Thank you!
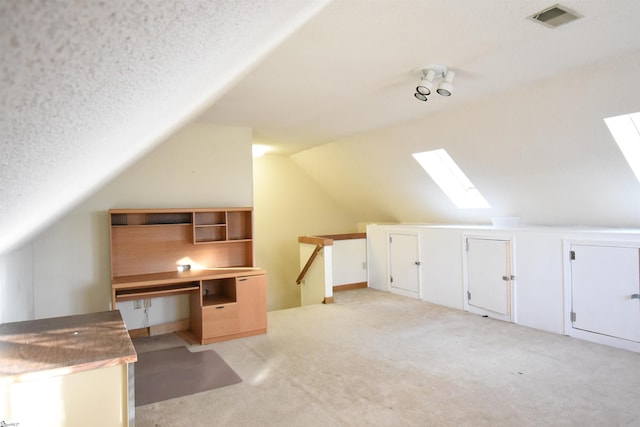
[0, 310, 136, 385]
[0, 310, 137, 426]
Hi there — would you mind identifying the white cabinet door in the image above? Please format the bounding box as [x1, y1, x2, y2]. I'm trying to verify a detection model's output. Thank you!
[466, 238, 512, 321]
[389, 233, 420, 298]
[571, 244, 640, 343]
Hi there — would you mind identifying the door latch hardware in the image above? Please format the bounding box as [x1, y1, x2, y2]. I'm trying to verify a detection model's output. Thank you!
[632, 294, 639, 299]
[415, 261, 421, 266]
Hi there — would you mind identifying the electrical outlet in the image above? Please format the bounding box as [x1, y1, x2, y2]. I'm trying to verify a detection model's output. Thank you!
[134, 300, 142, 310]
[144, 298, 152, 308]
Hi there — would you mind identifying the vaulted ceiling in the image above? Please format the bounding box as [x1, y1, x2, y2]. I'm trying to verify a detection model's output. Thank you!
[201, 0, 640, 155]
[201, 0, 640, 227]
[3, 0, 640, 254]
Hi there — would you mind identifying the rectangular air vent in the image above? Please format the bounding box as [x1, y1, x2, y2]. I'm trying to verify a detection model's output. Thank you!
[528, 4, 581, 28]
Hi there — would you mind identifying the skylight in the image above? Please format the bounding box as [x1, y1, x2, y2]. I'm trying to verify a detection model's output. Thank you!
[413, 149, 490, 209]
[604, 112, 640, 183]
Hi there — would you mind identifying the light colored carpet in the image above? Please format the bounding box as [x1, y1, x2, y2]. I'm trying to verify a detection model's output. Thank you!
[135, 288, 640, 426]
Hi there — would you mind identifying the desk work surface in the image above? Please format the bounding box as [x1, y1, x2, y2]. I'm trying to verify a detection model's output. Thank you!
[0, 310, 137, 384]
[112, 267, 266, 288]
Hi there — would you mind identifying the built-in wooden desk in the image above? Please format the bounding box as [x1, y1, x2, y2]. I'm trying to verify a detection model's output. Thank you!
[111, 268, 267, 345]
[109, 208, 267, 345]
[111, 267, 265, 305]
[0, 310, 136, 426]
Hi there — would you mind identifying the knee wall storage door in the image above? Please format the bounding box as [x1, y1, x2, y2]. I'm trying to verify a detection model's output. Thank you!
[464, 237, 513, 322]
[570, 244, 640, 343]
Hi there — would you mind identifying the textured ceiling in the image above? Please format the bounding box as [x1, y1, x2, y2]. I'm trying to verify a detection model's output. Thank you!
[0, 0, 329, 254]
[200, 0, 640, 154]
[3, 0, 640, 254]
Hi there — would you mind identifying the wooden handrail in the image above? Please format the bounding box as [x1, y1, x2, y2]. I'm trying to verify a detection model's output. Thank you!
[296, 243, 323, 285]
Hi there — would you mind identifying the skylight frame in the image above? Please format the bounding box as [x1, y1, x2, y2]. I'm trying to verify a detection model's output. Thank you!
[412, 148, 490, 209]
[604, 112, 640, 184]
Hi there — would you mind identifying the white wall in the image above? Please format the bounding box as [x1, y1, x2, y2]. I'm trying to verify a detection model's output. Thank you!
[291, 52, 640, 228]
[332, 239, 367, 285]
[0, 242, 34, 323]
[367, 224, 465, 310]
[0, 123, 253, 328]
[367, 223, 640, 337]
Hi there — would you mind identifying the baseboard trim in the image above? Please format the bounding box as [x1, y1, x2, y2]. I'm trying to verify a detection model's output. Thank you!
[128, 327, 149, 339]
[150, 318, 190, 336]
[128, 318, 190, 339]
[333, 282, 368, 292]
[201, 328, 267, 345]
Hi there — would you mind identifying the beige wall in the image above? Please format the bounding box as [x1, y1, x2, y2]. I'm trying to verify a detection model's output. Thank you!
[1, 364, 129, 427]
[253, 154, 359, 310]
[1, 121, 363, 325]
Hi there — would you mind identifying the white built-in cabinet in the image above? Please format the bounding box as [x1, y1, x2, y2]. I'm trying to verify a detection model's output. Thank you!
[565, 242, 640, 349]
[367, 224, 640, 352]
[463, 237, 514, 323]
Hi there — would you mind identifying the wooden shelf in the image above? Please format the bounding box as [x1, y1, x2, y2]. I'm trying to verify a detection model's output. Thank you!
[115, 282, 200, 302]
[111, 222, 191, 228]
[203, 295, 236, 306]
[202, 277, 236, 306]
[194, 224, 227, 243]
[194, 211, 226, 226]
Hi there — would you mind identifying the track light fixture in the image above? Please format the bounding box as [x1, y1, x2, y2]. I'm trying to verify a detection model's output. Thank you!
[414, 65, 454, 101]
[437, 70, 455, 96]
[416, 69, 435, 96]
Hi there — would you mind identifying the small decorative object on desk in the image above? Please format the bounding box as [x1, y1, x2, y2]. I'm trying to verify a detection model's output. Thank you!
[177, 264, 191, 272]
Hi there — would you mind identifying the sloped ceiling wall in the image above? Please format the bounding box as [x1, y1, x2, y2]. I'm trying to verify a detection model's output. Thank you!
[291, 51, 640, 228]
[0, 0, 329, 255]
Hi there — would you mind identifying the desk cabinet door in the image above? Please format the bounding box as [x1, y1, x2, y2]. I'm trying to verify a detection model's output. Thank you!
[202, 303, 238, 339]
[237, 275, 267, 332]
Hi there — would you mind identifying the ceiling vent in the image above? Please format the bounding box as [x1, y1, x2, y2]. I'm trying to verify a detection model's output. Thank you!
[528, 4, 581, 28]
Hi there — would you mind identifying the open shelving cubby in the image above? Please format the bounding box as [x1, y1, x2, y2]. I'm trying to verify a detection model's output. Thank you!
[202, 278, 237, 306]
[227, 210, 252, 241]
[193, 211, 227, 243]
[111, 211, 192, 227]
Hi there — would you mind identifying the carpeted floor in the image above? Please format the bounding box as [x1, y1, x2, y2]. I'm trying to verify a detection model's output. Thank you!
[134, 288, 640, 426]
